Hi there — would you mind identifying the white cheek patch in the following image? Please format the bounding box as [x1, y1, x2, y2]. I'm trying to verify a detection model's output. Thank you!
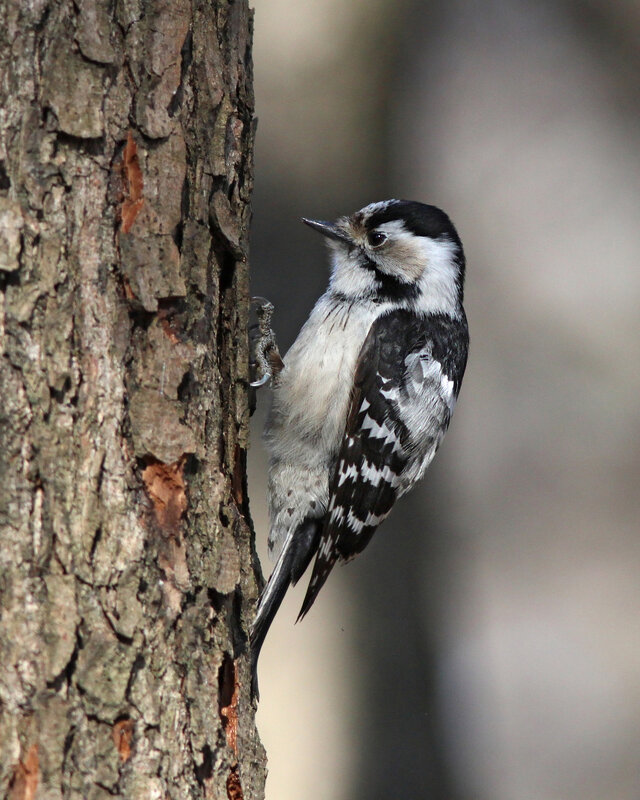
[414, 237, 460, 314]
[368, 221, 460, 315]
[328, 246, 375, 298]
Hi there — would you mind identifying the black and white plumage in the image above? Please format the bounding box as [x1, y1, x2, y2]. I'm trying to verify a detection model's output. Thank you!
[250, 200, 469, 698]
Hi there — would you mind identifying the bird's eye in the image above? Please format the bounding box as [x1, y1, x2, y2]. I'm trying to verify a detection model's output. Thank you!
[367, 230, 387, 248]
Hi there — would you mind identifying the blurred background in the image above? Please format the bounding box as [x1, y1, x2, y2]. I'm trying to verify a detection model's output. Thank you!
[246, 1, 640, 798]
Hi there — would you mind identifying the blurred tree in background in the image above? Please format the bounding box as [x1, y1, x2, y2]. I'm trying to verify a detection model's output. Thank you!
[250, 2, 640, 799]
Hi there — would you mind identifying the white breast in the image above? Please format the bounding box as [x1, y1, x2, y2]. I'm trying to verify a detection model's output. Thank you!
[265, 294, 384, 467]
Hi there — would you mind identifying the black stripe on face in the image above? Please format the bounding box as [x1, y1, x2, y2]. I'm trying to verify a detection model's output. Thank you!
[374, 271, 420, 303]
[358, 254, 420, 303]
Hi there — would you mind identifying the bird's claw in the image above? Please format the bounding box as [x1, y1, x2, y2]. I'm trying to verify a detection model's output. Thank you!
[250, 372, 272, 389]
[249, 296, 282, 390]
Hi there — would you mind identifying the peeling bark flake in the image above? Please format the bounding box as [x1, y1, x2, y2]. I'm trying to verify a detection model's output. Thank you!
[120, 132, 144, 233]
[112, 718, 134, 762]
[219, 654, 240, 756]
[8, 745, 39, 800]
[141, 456, 187, 533]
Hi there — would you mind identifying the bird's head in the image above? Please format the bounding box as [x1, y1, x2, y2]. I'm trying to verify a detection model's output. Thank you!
[303, 199, 465, 314]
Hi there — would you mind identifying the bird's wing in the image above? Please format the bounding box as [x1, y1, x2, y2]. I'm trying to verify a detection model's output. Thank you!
[297, 308, 468, 620]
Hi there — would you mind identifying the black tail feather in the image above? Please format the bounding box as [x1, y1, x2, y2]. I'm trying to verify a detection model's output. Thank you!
[250, 519, 320, 700]
[296, 549, 338, 623]
[289, 519, 321, 585]
[250, 570, 289, 701]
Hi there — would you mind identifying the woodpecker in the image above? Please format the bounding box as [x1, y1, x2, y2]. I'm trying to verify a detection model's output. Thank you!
[250, 200, 469, 698]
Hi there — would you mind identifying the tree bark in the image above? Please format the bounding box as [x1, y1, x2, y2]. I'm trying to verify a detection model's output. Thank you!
[0, 1, 265, 798]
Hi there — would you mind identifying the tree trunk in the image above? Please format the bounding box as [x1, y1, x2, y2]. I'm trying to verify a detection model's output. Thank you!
[0, 1, 265, 798]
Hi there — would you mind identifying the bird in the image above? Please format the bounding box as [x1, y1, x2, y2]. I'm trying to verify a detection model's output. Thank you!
[249, 199, 469, 698]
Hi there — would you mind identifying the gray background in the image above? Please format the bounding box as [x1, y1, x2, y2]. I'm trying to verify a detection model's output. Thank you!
[247, 2, 640, 798]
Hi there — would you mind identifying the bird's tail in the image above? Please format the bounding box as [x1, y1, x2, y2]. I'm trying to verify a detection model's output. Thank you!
[250, 519, 320, 700]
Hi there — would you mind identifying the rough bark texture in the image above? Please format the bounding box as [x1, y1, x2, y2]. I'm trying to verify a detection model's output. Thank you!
[0, 1, 265, 798]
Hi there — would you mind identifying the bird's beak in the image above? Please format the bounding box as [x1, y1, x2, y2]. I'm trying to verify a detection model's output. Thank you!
[302, 218, 353, 244]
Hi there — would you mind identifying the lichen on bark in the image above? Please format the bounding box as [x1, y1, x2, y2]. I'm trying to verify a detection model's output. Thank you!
[0, 1, 264, 798]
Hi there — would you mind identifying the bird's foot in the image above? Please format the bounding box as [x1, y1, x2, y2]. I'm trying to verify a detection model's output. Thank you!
[249, 297, 283, 389]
